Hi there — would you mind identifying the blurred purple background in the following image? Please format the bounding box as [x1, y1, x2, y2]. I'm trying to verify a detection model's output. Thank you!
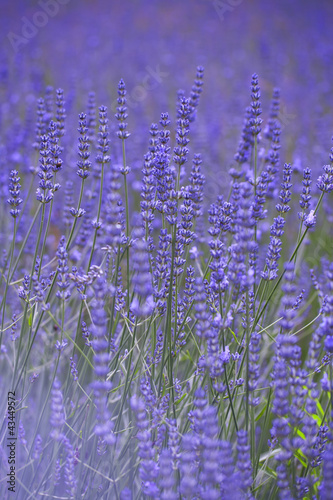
[0, 0, 332, 198]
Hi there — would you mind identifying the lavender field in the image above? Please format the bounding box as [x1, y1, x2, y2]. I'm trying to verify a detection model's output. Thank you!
[1, 0, 333, 498]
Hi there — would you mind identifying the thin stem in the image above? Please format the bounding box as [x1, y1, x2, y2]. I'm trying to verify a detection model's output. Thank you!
[122, 139, 130, 306]
[0, 218, 17, 348]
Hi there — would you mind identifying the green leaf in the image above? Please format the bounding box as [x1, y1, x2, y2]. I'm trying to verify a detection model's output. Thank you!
[228, 328, 240, 345]
[308, 413, 321, 426]
[28, 312, 32, 327]
[294, 449, 307, 468]
[185, 349, 194, 363]
[162, 374, 166, 397]
[175, 393, 187, 406]
[315, 399, 325, 420]
[255, 403, 268, 422]
[295, 428, 305, 440]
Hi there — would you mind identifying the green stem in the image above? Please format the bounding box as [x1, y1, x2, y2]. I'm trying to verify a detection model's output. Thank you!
[38, 174, 58, 277]
[0, 219, 17, 348]
[122, 139, 130, 306]
[253, 136, 258, 296]
[66, 178, 86, 253]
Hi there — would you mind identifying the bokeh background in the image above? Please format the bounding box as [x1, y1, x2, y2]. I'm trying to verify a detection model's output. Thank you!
[0, 0, 333, 201]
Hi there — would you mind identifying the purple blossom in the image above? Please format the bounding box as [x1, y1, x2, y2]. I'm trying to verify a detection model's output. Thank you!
[317, 164, 333, 193]
[115, 79, 130, 141]
[130, 395, 159, 498]
[188, 65, 204, 122]
[7, 170, 23, 218]
[86, 91, 96, 144]
[158, 448, 178, 499]
[130, 221, 155, 316]
[90, 278, 115, 446]
[56, 236, 70, 301]
[249, 73, 262, 138]
[55, 88, 66, 138]
[236, 430, 253, 495]
[76, 113, 91, 179]
[50, 379, 65, 441]
[265, 87, 280, 140]
[63, 437, 77, 497]
[36, 134, 54, 204]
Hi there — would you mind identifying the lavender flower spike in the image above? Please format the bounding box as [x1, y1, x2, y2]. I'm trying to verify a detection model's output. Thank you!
[7, 170, 23, 218]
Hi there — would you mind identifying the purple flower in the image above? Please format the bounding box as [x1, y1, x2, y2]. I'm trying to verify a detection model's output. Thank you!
[158, 449, 178, 499]
[36, 134, 54, 204]
[141, 152, 156, 233]
[81, 321, 91, 347]
[317, 164, 333, 193]
[279, 262, 297, 331]
[33, 435, 43, 460]
[55, 88, 66, 138]
[194, 277, 211, 339]
[53, 459, 61, 487]
[251, 171, 268, 222]
[276, 163, 292, 213]
[63, 180, 74, 227]
[321, 372, 330, 392]
[120, 488, 132, 500]
[173, 97, 190, 173]
[179, 434, 198, 498]
[33, 98, 46, 150]
[299, 167, 312, 210]
[56, 236, 70, 301]
[304, 209, 316, 228]
[50, 379, 65, 441]
[320, 444, 333, 498]
[18, 275, 30, 302]
[199, 438, 222, 500]
[188, 65, 204, 122]
[130, 221, 155, 316]
[248, 329, 261, 405]
[69, 356, 78, 381]
[44, 86, 53, 121]
[7, 170, 23, 218]
[90, 278, 115, 446]
[265, 87, 280, 140]
[311, 425, 329, 468]
[95, 105, 111, 174]
[265, 123, 281, 198]
[261, 216, 286, 281]
[86, 91, 96, 144]
[115, 79, 130, 140]
[186, 153, 205, 217]
[76, 113, 91, 179]
[276, 464, 292, 500]
[63, 437, 77, 497]
[130, 395, 159, 498]
[249, 73, 262, 137]
[236, 430, 252, 494]
[104, 185, 123, 250]
[148, 122, 160, 156]
[18, 421, 27, 447]
[220, 441, 240, 499]
[234, 105, 253, 166]
[48, 120, 63, 173]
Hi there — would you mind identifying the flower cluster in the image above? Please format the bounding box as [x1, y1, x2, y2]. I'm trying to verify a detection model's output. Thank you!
[1, 5, 333, 498]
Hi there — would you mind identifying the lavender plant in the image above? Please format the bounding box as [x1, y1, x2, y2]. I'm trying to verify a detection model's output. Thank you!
[1, 2, 333, 499]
